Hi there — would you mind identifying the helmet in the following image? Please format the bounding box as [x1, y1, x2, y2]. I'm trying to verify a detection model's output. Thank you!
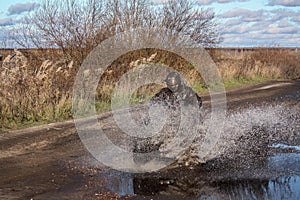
[165, 71, 183, 93]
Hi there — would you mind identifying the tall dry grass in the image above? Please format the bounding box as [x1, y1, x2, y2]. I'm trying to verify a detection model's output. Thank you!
[0, 48, 299, 129]
[95, 49, 202, 107]
[0, 50, 76, 129]
[211, 48, 300, 80]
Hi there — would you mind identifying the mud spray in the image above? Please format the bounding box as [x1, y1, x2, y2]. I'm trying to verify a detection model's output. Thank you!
[132, 100, 299, 168]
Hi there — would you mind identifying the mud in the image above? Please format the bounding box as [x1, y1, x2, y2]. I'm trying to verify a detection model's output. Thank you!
[0, 80, 299, 199]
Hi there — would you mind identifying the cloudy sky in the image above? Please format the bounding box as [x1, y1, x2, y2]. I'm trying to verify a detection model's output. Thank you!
[0, 0, 300, 47]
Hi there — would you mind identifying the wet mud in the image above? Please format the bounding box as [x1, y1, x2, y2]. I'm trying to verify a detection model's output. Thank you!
[0, 80, 299, 199]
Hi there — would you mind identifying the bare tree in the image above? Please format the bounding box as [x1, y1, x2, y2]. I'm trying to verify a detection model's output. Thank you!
[14, 0, 105, 64]
[160, 0, 222, 47]
[104, 0, 155, 32]
[102, 0, 222, 48]
[13, 0, 222, 64]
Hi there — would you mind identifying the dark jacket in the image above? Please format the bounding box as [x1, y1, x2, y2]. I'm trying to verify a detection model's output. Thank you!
[149, 86, 202, 109]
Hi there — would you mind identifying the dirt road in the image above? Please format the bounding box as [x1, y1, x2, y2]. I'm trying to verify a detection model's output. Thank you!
[0, 80, 299, 199]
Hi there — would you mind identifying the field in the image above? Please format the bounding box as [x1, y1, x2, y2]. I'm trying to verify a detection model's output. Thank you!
[0, 47, 299, 129]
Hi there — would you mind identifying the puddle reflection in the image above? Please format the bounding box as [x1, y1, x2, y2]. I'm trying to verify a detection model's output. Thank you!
[102, 151, 300, 199]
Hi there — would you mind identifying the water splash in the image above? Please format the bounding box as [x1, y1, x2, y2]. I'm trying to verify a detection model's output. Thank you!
[134, 101, 299, 166]
[197, 102, 298, 164]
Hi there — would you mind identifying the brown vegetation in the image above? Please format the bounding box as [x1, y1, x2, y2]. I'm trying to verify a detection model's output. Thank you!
[209, 48, 300, 80]
[0, 49, 76, 128]
[0, 48, 299, 129]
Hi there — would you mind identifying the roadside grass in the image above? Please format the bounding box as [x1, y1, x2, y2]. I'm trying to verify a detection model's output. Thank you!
[223, 76, 272, 91]
[0, 75, 287, 132]
[93, 75, 273, 115]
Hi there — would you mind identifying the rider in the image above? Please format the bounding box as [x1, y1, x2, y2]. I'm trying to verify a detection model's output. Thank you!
[150, 71, 202, 109]
[133, 71, 203, 160]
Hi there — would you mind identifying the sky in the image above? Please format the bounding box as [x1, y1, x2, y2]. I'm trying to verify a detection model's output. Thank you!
[0, 0, 300, 47]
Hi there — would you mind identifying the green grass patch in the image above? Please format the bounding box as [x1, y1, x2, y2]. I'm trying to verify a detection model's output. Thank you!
[95, 101, 111, 113]
[190, 75, 273, 95]
[223, 76, 273, 91]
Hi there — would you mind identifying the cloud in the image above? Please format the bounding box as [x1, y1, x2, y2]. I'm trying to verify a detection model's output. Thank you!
[218, 0, 249, 3]
[264, 26, 299, 34]
[196, 0, 249, 5]
[196, 0, 215, 4]
[292, 15, 300, 22]
[220, 7, 300, 47]
[223, 19, 244, 26]
[269, 9, 299, 21]
[268, 0, 300, 7]
[150, 0, 250, 5]
[149, 0, 170, 4]
[8, 2, 39, 15]
[221, 8, 266, 22]
[222, 32, 300, 47]
[277, 20, 292, 27]
[222, 23, 253, 34]
[0, 18, 13, 26]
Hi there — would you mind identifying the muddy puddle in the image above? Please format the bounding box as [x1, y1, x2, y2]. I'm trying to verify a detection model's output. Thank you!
[95, 91, 300, 199]
[69, 83, 299, 199]
[98, 144, 300, 199]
